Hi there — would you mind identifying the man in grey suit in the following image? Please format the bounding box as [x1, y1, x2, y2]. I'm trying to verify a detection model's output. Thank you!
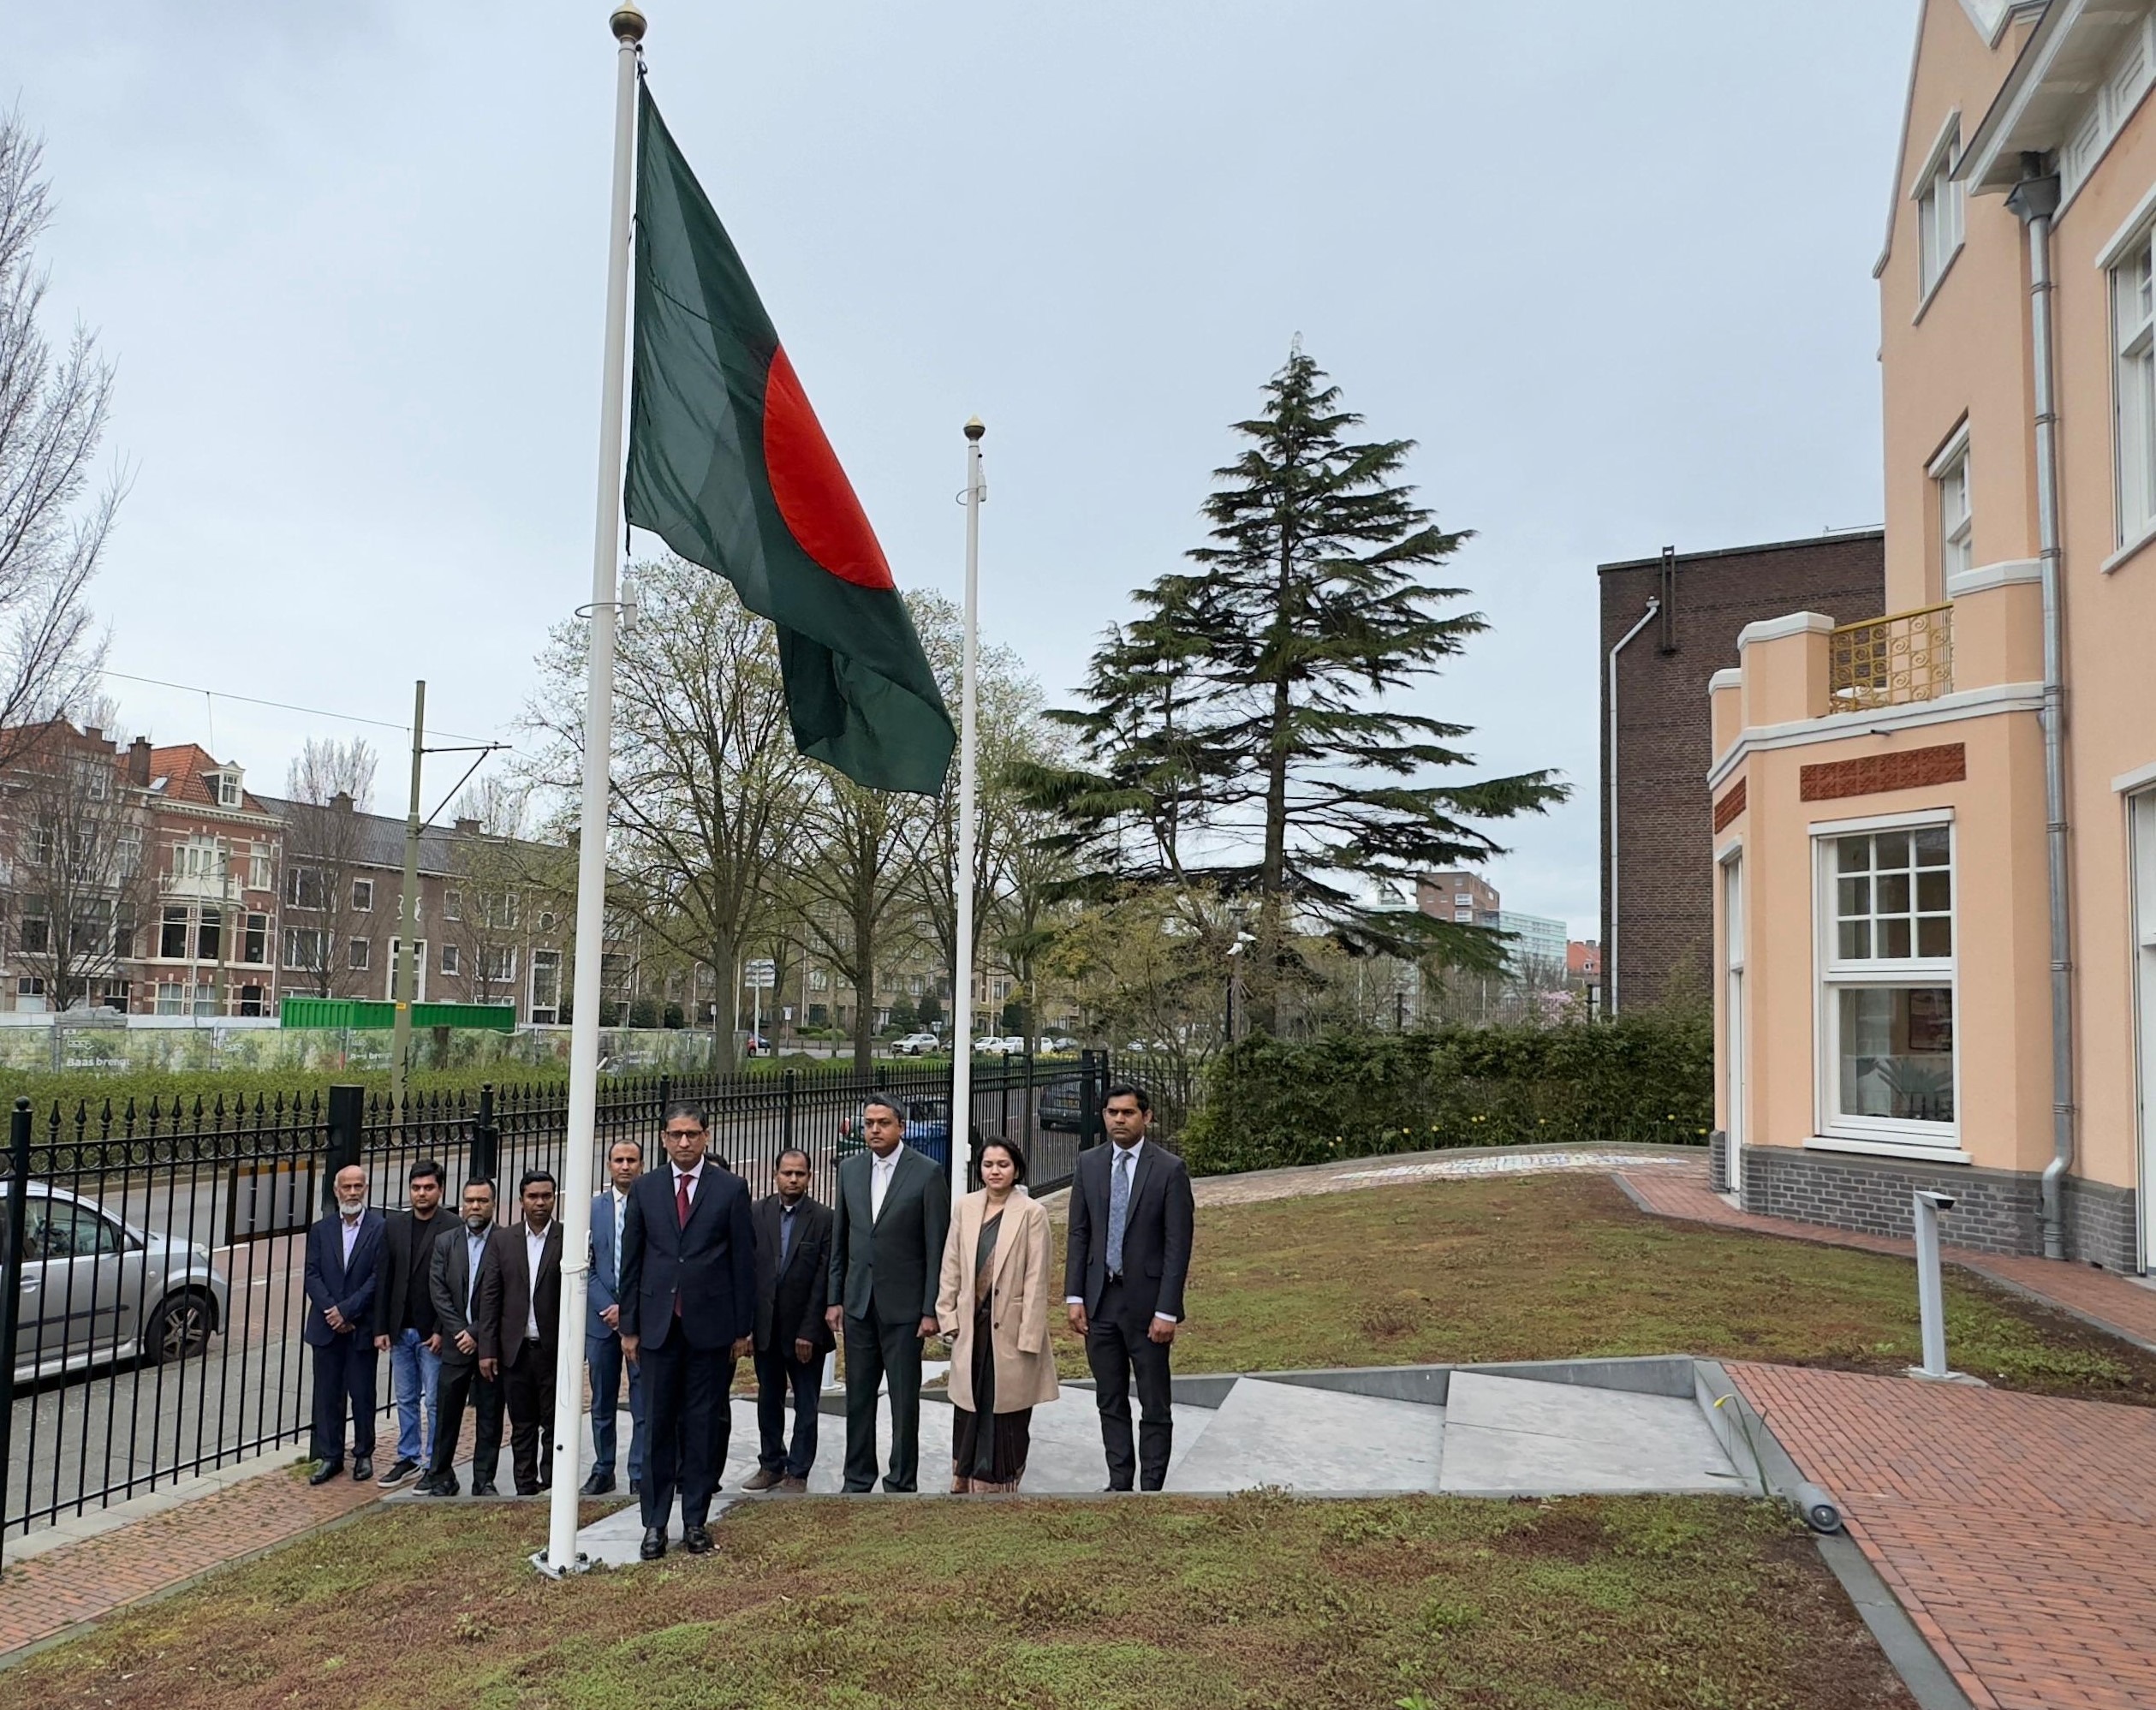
[1066, 1084, 1194, 1491]
[582, 1140, 646, 1497]
[825, 1095, 950, 1493]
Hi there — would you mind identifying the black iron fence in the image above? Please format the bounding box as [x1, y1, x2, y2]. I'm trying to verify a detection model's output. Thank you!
[0, 1053, 1105, 1544]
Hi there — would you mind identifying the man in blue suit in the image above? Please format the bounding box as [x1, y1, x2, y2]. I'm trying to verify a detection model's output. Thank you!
[581, 1138, 647, 1497]
[618, 1102, 755, 1561]
[304, 1163, 386, 1484]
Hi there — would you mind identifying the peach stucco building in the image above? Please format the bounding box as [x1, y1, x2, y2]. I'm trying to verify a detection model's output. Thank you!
[1711, 0, 2156, 1272]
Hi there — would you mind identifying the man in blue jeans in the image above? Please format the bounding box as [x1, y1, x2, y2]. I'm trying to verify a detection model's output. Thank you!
[581, 1138, 646, 1497]
[372, 1159, 452, 1486]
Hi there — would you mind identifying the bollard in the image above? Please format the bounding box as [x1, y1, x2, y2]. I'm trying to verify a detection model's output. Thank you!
[1910, 1189, 1956, 1379]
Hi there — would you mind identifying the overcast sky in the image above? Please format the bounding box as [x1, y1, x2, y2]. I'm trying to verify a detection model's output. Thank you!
[5, 2, 1915, 936]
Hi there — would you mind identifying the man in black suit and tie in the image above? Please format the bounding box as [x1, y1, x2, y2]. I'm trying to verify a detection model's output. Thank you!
[302, 1164, 385, 1485]
[742, 1147, 834, 1493]
[825, 1094, 950, 1494]
[618, 1102, 756, 1560]
[420, 1179, 504, 1496]
[1065, 1083, 1194, 1491]
[475, 1169, 564, 1496]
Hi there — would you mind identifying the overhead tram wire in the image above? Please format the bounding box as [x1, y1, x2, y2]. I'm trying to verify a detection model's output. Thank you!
[98, 668, 513, 752]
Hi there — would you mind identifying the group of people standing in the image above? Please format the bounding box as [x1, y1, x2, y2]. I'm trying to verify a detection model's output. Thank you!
[300, 1081, 1195, 1560]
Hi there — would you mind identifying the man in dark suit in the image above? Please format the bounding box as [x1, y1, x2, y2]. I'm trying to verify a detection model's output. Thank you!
[421, 1178, 504, 1497]
[370, 1158, 451, 1487]
[619, 1102, 756, 1560]
[302, 1163, 386, 1485]
[1065, 1083, 1194, 1491]
[825, 1094, 950, 1494]
[475, 1168, 564, 1496]
[742, 1147, 834, 1493]
[582, 1139, 646, 1498]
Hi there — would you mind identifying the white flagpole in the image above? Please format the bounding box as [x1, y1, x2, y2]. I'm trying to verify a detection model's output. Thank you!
[950, 418, 985, 1195]
[542, 0, 643, 1577]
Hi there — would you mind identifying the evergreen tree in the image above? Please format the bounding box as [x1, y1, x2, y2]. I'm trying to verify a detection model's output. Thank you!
[1043, 344, 1563, 1034]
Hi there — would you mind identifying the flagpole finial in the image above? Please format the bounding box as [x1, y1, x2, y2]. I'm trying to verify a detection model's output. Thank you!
[610, 3, 646, 43]
[963, 416, 986, 442]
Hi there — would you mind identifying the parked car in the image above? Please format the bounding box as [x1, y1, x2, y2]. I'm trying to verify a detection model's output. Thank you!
[891, 1032, 940, 1056]
[1039, 1035, 1078, 1054]
[835, 1096, 952, 1169]
[1037, 1072, 1087, 1132]
[4, 1183, 229, 1385]
[977, 1035, 1028, 1057]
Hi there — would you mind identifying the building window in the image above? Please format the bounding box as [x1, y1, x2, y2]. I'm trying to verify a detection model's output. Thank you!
[116, 832, 141, 878]
[283, 926, 327, 970]
[444, 890, 462, 921]
[197, 907, 222, 962]
[440, 944, 461, 975]
[1818, 823, 1956, 1143]
[238, 984, 265, 1017]
[284, 866, 323, 910]
[348, 938, 371, 971]
[154, 980, 184, 1016]
[1933, 432, 1971, 586]
[243, 913, 268, 964]
[160, 904, 190, 960]
[483, 945, 516, 982]
[18, 897, 50, 954]
[2114, 229, 2156, 545]
[247, 843, 271, 891]
[529, 949, 561, 1023]
[1915, 124, 1963, 299]
[352, 878, 373, 911]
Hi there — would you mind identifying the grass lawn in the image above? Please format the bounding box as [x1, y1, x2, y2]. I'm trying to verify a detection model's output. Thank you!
[1057, 1173, 2156, 1403]
[0, 1492, 1915, 1710]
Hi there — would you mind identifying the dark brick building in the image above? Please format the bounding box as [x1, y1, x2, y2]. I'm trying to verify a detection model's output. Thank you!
[1599, 532, 1885, 1012]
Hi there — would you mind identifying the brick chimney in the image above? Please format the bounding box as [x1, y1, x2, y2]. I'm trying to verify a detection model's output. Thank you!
[127, 736, 152, 786]
[454, 816, 479, 836]
[332, 790, 353, 813]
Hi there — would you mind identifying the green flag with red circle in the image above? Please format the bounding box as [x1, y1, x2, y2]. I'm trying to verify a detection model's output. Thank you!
[623, 81, 955, 795]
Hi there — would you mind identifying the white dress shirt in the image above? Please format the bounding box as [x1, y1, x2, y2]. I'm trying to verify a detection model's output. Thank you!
[1068, 1140, 1176, 1323]
[340, 1211, 362, 1266]
[523, 1218, 552, 1340]
[673, 1159, 706, 1211]
[870, 1144, 904, 1219]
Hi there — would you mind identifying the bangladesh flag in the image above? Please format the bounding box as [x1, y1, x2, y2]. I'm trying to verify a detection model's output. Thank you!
[623, 83, 955, 795]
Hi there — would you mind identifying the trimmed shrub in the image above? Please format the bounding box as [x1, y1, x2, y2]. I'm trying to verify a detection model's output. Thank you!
[1178, 1010, 1712, 1177]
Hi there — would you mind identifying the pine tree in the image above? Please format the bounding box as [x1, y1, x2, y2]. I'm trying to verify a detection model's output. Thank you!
[1044, 344, 1564, 1034]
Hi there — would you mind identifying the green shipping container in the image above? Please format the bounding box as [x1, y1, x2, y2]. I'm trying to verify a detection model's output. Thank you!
[278, 997, 518, 1032]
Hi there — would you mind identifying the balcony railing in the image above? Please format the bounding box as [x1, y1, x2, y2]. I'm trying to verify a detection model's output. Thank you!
[1829, 603, 1953, 710]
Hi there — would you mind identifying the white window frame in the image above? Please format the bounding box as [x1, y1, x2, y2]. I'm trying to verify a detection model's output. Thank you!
[1931, 423, 1972, 589]
[352, 878, 374, 912]
[1912, 115, 1965, 311]
[214, 773, 240, 808]
[247, 843, 271, 891]
[440, 943, 461, 976]
[348, 937, 372, 972]
[2112, 225, 2156, 551]
[1810, 810, 1962, 1157]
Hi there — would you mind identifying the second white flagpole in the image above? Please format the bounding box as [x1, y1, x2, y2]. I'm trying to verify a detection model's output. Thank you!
[542, 0, 643, 1577]
[950, 419, 985, 1196]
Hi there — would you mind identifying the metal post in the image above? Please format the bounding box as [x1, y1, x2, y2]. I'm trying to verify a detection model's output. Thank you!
[390, 680, 427, 1113]
[470, 1081, 497, 1185]
[0, 1099, 32, 1564]
[782, 1068, 796, 1152]
[324, 1085, 364, 1214]
[950, 417, 986, 1201]
[544, 1, 643, 1578]
[1911, 1190, 1952, 1379]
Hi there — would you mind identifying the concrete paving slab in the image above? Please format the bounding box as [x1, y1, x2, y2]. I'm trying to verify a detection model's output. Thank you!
[1438, 1372, 1742, 1495]
[1169, 1378, 1444, 1493]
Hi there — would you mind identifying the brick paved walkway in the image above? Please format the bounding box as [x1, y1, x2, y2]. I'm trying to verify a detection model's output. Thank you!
[1617, 1165, 2156, 1353]
[1730, 1363, 2156, 1710]
[0, 1460, 381, 1658]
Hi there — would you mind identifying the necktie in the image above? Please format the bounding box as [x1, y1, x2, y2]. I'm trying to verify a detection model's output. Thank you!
[612, 1195, 624, 1286]
[779, 1205, 794, 1267]
[1107, 1149, 1132, 1277]
[676, 1171, 692, 1229]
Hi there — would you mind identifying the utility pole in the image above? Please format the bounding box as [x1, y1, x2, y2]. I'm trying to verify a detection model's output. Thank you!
[390, 680, 426, 1111]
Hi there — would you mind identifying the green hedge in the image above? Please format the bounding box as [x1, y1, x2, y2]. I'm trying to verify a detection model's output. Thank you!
[1178, 1012, 1713, 1177]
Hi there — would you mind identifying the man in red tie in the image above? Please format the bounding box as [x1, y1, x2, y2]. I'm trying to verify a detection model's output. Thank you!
[617, 1103, 756, 1561]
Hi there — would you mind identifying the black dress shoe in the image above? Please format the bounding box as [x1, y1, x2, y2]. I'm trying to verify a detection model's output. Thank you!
[472, 1480, 499, 1498]
[515, 1483, 541, 1498]
[352, 1457, 373, 1483]
[581, 1470, 616, 1496]
[682, 1525, 713, 1555]
[307, 1461, 343, 1487]
[639, 1527, 667, 1561]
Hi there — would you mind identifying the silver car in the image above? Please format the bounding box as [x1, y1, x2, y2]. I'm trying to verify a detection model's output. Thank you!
[5, 1183, 229, 1385]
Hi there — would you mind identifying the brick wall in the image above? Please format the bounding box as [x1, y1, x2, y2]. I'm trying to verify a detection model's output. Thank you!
[1739, 1146, 2138, 1272]
[1599, 533, 1886, 1011]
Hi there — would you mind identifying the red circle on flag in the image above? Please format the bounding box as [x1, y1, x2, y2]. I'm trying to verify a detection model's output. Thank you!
[762, 346, 895, 591]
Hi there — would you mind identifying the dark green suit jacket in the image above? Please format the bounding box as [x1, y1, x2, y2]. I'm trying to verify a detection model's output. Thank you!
[828, 1145, 950, 1326]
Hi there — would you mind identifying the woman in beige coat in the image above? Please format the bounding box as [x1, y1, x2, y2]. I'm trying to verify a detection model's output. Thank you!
[936, 1138, 1058, 1492]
